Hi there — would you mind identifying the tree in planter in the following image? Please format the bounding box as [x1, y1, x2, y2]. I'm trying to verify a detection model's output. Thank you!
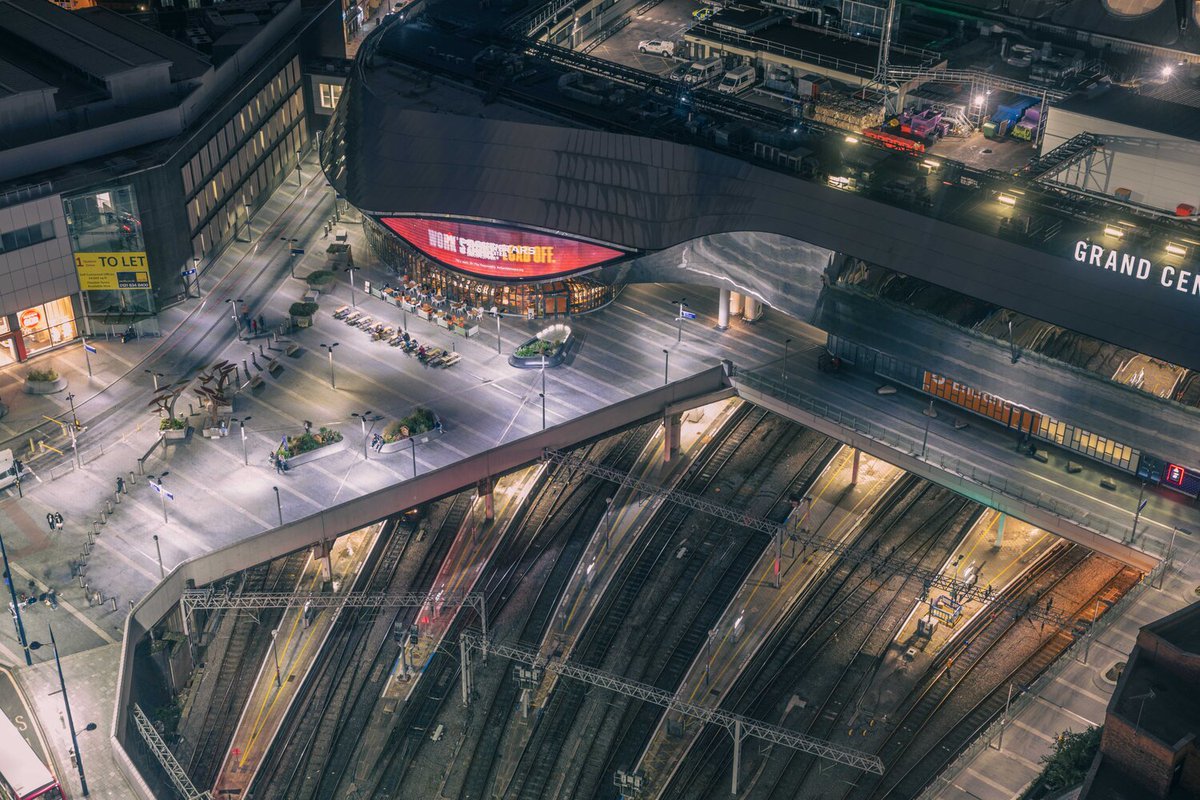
[26, 367, 60, 383]
[1023, 726, 1102, 798]
[147, 381, 189, 431]
[290, 301, 319, 319]
[277, 426, 343, 457]
[195, 360, 237, 429]
[382, 408, 437, 442]
[305, 270, 336, 288]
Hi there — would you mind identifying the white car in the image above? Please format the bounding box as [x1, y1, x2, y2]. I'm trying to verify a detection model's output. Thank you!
[638, 39, 675, 57]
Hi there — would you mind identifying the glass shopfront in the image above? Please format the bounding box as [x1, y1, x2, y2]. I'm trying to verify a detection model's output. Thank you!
[18, 297, 79, 357]
[0, 317, 17, 366]
[366, 217, 621, 317]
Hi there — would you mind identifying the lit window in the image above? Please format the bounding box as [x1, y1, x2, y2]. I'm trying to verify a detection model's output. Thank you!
[319, 83, 343, 110]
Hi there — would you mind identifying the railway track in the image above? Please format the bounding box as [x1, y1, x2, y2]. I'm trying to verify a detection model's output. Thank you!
[661, 479, 977, 800]
[366, 423, 661, 799]
[872, 559, 1141, 799]
[500, 411, 838, 800]
[179, 551, 308, 787]
[253, 494, 471, 799]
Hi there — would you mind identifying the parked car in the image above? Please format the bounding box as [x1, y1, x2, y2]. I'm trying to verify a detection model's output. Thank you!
[668, 62, 691, 81]
[638, 39, 675, 56]
[716, 64, 756, 94]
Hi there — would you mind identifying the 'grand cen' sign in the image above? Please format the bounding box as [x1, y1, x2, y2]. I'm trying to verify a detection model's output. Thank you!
[1073, 241, 1200, 296]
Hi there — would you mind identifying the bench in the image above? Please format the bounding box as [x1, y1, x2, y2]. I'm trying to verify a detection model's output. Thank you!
[284, 341, 300, 357]
[1067, 461, 1083, 474]
[248, 374, 265, 389]
[267, 358, 282, 375]
[1031, 449, 1049, 463]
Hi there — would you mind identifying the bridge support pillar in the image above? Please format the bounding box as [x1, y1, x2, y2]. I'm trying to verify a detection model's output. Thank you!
[313, 540, 333, 583]
[742, 296, 760, 322]
[729, 292, 743, 317]
[850, 448, 861, 486]
[995, 512, 1006, 548]
[480, 477, 495, 521]
[663, 412, 682, 464]
[717, 289, 730, 331]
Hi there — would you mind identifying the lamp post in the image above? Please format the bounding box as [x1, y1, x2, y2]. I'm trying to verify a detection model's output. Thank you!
[41, 626, 89, 796]
[190, 256, 201, 298]
[0, 530, 32, 665]
[492, 308, 502, 355]
[234, 416, 252, 466]
[65, 392, 80, 431]
[144, 370, 164, 392]
[540, 356, 547, 430]
[281, 237, 299, 278]
[320, 342, 339, 389]
[148, 472, 170, 524]
[153, 534, 164, 579]
[273, 486, 282, 526]
[243, 200, 253, 242]
[344, 265, 360, 307]
[269, 628, 283, 687]
[662, 349, 670, 386]
[352, 410, 374, 459]
[295, 148, 303, 186]
[224, 298, 244, 340]
[782, 337, 792, 380]
[1128, 482, 1148, 544]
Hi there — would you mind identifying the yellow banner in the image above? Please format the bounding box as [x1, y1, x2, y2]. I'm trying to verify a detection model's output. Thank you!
[74, 251, 152, 291]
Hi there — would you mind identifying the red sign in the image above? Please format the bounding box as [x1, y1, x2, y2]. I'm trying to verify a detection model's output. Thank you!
[19, 309, 42, 330]
[1165, 464, 1186, 486]
[380, 217, 624, 280]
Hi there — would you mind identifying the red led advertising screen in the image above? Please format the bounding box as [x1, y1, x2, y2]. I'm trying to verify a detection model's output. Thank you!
[380, 217, 625, 280]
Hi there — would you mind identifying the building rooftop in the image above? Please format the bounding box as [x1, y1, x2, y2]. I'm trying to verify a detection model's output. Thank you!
[0, 57, 51, 99]
[77, 6, 211, 81]
[1054, 84, 1200, 141]
[0, 0, 170, 79]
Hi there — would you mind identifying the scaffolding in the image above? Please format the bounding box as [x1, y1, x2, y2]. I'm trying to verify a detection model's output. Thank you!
[130, 704, 211, 800]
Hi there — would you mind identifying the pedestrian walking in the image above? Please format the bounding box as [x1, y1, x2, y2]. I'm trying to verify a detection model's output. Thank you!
[250, 318, 258, 336]
[258, 314, 266, 332]
[46, 512, 56, 532]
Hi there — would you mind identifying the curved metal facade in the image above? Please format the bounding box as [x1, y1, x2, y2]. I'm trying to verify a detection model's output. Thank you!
[324, 58, 1200, 372]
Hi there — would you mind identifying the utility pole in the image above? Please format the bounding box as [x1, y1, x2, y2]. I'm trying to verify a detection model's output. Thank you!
[49, 625, 89, 796]
[0, 530, 31, 665]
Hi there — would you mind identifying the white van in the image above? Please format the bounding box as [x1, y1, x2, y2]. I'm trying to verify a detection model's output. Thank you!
[683, 57, 723, 86]
[0, 449, 20, 490]
[717, 64, 756, 94]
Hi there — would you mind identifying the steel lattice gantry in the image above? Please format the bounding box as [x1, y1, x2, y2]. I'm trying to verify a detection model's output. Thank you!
[542, 449, 1074, 628]
[131, 703, 211, 800]
[459, 631, 884, 793]
[179, 589, 487, 639]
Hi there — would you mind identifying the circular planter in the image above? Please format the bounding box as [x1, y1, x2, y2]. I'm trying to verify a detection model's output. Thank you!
[509, 324, 574, 369]
[284, 437, 346, 466]
[25, 377, 67, 394]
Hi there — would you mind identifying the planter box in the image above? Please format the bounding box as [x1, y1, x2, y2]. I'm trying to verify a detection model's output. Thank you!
[284, 437, 347, 466]
[379, 425, 443, 453]
[24, 377, 67, 395]
[417, 309, 433, 321]
[292, 314, 314, 328]
[451, 325, 479, 338]
[201, 427, 228, 439]
[509, 324, 574, 369]
[162, 427, 190, 441]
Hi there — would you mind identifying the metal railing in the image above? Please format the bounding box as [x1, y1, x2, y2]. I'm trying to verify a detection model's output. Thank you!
[730, 367, 1170, 561]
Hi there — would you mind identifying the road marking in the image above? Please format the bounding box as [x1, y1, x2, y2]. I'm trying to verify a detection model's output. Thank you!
[8, 562, 116, 644]
[1012, 718, 1054, 742]
[963, 765, 1029, 796]
[1033, 694, 1099, 727]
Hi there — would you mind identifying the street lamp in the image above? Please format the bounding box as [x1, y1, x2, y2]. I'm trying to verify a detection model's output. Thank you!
[234, 416, 252, 466]
[352, 410, 375, 459]
[148, 472, 170, 524]
[224, 298, 244, 340]
[662, 348, 670, 386]
[320, 343, 339, 389]
[540, 355, 547, 430]
[65, 392, 80, 431]
[144, 370, 164, 392]
[782, 338, 792, 380]
[273, 486, 282, 526]
[243, 200, 253, 242]
[280, 237, 300, 278]
[0, 529, 32, 665]
[31, 627, 90, 796]
[153, 534, 164, 579]
[295, 147, 304, 186]
[344, 265, 360, 307]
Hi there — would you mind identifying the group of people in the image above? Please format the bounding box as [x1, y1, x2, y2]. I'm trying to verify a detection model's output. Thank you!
[269, 452, 291, 473]
[239, 304, 268, 337]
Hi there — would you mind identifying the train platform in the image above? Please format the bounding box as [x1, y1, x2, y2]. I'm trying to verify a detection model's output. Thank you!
[211, 524, 378, 797]
[864, 511, 1056, 716]
[634, 447, 904, 789]
[927, 544, 1197, 799]
[380, 465, 545, 707]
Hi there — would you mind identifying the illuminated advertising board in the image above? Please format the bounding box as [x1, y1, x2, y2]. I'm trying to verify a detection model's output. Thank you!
[380, 217, 624, 280]
[74, 251, 152, 291]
